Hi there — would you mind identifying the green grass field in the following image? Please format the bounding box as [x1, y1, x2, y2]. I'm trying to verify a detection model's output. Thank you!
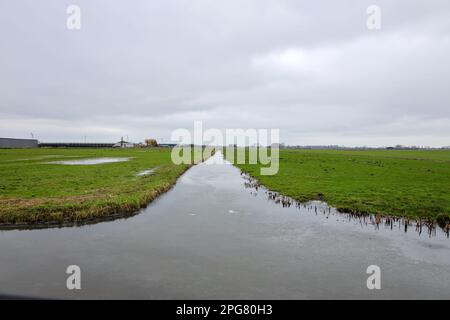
[3, 147, 450, 227]
[0, 148, 198, 226]
[227, 148, 450, 224]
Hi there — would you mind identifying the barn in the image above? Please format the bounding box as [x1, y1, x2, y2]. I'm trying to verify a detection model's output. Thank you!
[0, 137, 38, 148]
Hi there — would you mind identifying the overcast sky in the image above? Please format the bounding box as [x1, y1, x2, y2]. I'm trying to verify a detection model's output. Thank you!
[1, 0, 449, 146]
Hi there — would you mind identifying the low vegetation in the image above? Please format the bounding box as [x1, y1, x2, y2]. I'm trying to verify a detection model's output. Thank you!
[3, 147, 449, 228]
[227, 148, 450, 224]
[0, 147, 199, 227]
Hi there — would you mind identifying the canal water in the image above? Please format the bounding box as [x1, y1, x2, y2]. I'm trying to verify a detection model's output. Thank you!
[0, 152, 449, 299]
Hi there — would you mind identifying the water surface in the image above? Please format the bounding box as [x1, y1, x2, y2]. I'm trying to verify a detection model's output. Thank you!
[46, 157, 131, 165]
[1, 152, 449, 299]
[136, 167, 158, 176]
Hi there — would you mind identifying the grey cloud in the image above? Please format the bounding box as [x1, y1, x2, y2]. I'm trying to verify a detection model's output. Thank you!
[0, 0, 449, 146]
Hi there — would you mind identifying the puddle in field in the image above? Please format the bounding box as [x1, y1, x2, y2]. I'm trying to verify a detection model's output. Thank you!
[47, 157, 131, 165]
[136, 167, 158, 176]
[8, 155, 72, 162]
[0, 151, 450, 299]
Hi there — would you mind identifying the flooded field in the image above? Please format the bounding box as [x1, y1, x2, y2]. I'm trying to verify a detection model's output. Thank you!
[47, 157, 131, 165]
[0, 152, 449, 299]
[136, 167, 158, 176]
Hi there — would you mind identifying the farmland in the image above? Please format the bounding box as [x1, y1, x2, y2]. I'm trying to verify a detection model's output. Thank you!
[0, 148, 198, 226]
[2, 147, 450, 228]
[227, 148, 450, 224]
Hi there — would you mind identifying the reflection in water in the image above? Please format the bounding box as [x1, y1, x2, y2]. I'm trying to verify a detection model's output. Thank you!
[0, 152, 449, 299]
[241, 173, 449, 238]
[136, 167, 158, 176]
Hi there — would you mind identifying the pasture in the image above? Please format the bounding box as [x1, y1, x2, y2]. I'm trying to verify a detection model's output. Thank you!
[0, 148, 193, 225]
[229, 148, 450, 223]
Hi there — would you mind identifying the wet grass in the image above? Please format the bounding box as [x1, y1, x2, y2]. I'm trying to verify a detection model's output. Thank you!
[227, 148, 450, 223]
[0, 148, 200, 226]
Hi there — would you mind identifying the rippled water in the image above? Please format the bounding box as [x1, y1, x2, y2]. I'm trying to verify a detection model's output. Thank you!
[0, 152, 449, 299]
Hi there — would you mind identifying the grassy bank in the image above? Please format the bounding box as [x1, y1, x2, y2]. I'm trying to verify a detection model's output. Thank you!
[0, 147, 199, 226]
[226, 148, 450, 224]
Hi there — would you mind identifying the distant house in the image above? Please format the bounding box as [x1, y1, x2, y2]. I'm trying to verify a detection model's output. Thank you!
[0, 138, 38, 148]
[112, 140, 136, 148]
